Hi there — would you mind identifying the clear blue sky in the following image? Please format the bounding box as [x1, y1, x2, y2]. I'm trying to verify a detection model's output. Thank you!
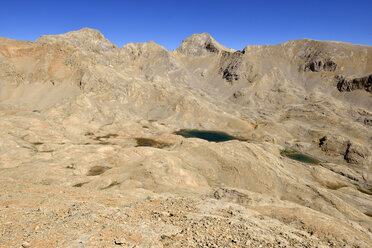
[1, 0, 371, 50]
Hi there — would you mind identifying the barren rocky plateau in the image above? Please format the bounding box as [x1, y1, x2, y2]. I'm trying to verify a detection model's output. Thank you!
[0, 28, 371, 247]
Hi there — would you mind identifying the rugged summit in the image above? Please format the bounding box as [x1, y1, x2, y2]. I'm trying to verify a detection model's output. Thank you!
[0, 28, 371, 247]
[176, 33, 235, 56]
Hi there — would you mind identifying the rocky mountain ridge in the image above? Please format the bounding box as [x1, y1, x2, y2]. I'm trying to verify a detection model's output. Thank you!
[0, 28, 371, 247]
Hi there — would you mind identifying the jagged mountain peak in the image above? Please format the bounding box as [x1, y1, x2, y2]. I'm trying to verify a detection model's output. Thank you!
[34, 27, 119, 66]
[36, 27, 119, 56]
[176, 32, 235, 56]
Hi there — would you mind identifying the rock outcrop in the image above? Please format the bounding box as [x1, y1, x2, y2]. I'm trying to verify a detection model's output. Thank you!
[319, 135, 369, 164]
[304, 59, 337, 72]
[219, 51, 245, 83]
[336, 74, 372, 93]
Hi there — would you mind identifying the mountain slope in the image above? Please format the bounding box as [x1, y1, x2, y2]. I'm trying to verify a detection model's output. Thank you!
[0, 28, 371, 247]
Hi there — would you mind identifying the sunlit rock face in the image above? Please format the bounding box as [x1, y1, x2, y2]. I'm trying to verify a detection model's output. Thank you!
[0, 29, 371, 247]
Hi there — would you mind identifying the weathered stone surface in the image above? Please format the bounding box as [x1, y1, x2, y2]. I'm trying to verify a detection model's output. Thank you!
[304, 59, 337, 72]
[344, 141, 369, 164]
[336, 74, 372, 93]
[219, 51, 244, 83]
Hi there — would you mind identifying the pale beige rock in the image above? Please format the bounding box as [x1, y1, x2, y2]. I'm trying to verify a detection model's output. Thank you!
[0, 28, 371, 247]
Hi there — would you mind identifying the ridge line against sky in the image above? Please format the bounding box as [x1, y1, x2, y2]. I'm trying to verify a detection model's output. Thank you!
[1, 0, 371, 50]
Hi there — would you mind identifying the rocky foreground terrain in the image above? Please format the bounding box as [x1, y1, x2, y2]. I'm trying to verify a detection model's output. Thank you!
[0, 28, 371, 247]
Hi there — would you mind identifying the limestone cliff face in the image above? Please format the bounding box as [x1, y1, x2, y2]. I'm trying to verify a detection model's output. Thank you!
[0, 28, 372, 247]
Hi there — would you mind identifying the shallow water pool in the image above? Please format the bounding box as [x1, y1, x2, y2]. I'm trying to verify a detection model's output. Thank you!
[175, 129, 237, 142]
[285, 153, 319, 164]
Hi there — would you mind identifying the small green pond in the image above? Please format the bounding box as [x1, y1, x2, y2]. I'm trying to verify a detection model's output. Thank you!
[175, 129, 238, 142]
[281, 150, 319, 164]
